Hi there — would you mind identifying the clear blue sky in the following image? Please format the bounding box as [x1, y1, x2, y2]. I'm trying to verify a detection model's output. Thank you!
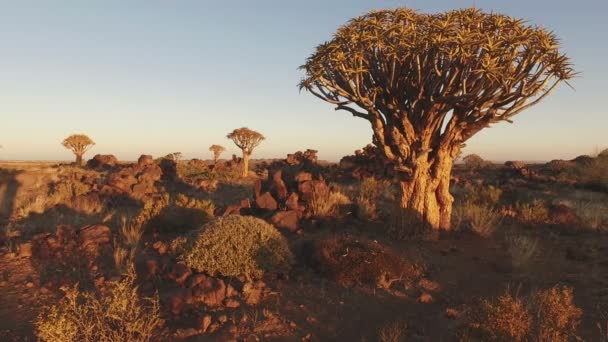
[1, 0, 606, 162]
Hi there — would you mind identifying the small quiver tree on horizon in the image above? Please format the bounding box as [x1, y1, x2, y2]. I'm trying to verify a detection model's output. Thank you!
[209, 144, 226, 164]
[226, 127, 265, 177]
[300, 7, 574, 233]
[61, 134, 95, 166]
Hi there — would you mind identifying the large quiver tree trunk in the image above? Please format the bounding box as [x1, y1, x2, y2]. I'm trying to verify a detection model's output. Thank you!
[391, 149, 454, 238]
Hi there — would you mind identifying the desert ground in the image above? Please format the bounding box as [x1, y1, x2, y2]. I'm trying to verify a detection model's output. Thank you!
[0, 149, 607, 341]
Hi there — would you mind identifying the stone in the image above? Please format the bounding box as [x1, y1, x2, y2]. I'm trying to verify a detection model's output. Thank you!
[137, 154, 154, 166]
[135, 255, 162, 280]
[223, 298, 240, 308]
[418, 293, 433, 303]
[200, 314, 213, 333]
[272, 170, 289, 200]
[191, 276, 226, 307]
[270, 211, 299, 232]
[286, 192, 300, 211]
[174, 328, 200, 339]
[255, 192, 278, 211]
[78, 225, 112, 257]
[295, 172, 313, 183]
[168, 262, 192, 286]
[161, 287, 193, 315]
[87, 154, 118, 169]
[18, 242, 32, 258]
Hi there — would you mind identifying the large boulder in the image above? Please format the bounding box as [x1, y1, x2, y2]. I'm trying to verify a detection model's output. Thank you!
[87, 154, 118, 169]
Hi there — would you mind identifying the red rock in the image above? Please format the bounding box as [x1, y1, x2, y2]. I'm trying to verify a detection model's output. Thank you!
[168, 262, 192, 286]
[419, 293, 433, 303]
[200, 314, 213, 333]
[270, 210, 299, 232]
[137, 154, 154, 166]
[78, 225, 112, 257]
[161, 287, 193, 315]
[255, 192, 278, 211]
[223, 298, 240, 308]
[285, 192, 298, 211]
[272, 170, 289, 200]
[135, 255, 162, 280]
[191, 277, 226, 307]
[295, 172, 313, 183]
[87, 154, 118, 169]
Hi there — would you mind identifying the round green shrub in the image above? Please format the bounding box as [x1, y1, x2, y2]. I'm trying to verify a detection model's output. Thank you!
[182, 215, 293, 279]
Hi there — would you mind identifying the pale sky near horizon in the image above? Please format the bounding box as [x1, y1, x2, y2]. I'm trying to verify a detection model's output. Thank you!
[1, 0, 606, 162]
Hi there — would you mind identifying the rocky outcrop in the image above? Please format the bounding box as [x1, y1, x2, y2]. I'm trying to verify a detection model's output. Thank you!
[339, 144, 393, 180]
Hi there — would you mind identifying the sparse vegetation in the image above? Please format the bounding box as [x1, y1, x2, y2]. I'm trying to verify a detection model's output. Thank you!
[452, 201, 501, 237]
[35, 270, 163, 342]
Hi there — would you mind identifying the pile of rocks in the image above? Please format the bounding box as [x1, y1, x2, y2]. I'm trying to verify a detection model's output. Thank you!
[339, 144, 393, 179]
[100, 155, 163, 199]
[252, 153, 330, 232]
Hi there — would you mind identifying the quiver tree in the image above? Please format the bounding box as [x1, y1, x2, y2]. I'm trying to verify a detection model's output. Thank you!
[226, 128, 265, 177]
[300, 8, 573, 231]
[209, 144, 226, 164]
[61, 134, 95, 166]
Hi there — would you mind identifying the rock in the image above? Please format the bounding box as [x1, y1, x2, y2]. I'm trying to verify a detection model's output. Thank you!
[550, 204, 580, 226]
[272, 170, 289, 200]
[137, 154, 154, 166]
[418, 293, 433, 303]
[161, 287, 193, 315]
[243, 282, 263, 306]
[87, 154, 118, 169]
[152, 241, 168, 255]
[174, 328, 200, 339]
[504, 161, 526, 170]
[168, 262, 192, 286]
[200, 314, 213, 333]
[295, 172, 313, 183]
[191, 276, 226, 307]
[78, 225, 112, 257]
[18, 242, 32, 258]
[135, 254, 162, 280]
[213, 322, 237, 342]
[255, 192, 278, 211]
[286, 192, 300, 211]
[269, 211, 299, 232]
[223, 298, 240, 308]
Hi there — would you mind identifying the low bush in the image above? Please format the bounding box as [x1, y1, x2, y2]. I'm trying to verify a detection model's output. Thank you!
[304, 235, 421, 288]
[469, 289, 532, 341]
[35, 270, 163, 342]
[355, 177, 394, 220]
[468, 286, 582, 342]
[182, 215, 293, 279]
[516, 199, 550, 224]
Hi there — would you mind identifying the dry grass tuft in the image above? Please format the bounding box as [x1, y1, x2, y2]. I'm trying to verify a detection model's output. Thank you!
[378, 320, 408, 342]
[452, 201, 501, 237]
[505, 233, 540, 269]
[310, 190, 350, 217]
[468, 285, 582, 342]
[35, 268, 163, 342]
